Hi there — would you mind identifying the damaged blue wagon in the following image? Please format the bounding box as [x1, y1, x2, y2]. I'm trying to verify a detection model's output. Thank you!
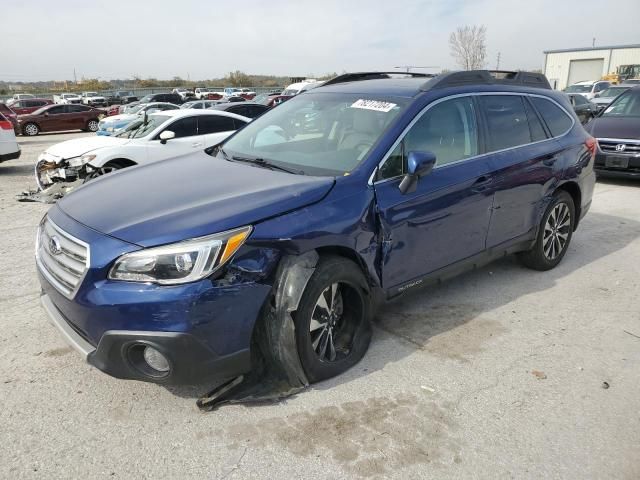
[37, 71, 595, 394]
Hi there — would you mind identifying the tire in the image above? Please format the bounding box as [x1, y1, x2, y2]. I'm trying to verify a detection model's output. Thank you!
[518, 191, 575, 271]
[83, 160, 127, 183]
[23, 123, 39, 136]
[293, 256, 372, 383]
[86, 119, 99, 132]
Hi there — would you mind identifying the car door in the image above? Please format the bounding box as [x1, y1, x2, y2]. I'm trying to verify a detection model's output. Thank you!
[197, 114, 242, 146]
[39, 105, 69, 132]
[66, 104, 89, 129]
[482, 94, 565, 248]
[146, 116, 200, 162]
[373, 95, 495, 290]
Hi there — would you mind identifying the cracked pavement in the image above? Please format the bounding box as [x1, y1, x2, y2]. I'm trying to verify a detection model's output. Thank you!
[1, 133, 639, 479]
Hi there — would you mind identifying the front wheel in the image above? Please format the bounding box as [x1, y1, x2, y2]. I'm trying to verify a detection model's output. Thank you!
[518, 191, 575, 271]
[293, 256, 372, 383]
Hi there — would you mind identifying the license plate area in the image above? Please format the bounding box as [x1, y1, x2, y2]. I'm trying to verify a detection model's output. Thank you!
[605, 156, 629, 169]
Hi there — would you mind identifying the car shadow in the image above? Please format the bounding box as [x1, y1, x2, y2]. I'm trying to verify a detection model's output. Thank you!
[0, 163, 36, 177]
[166, 211, 640, 401]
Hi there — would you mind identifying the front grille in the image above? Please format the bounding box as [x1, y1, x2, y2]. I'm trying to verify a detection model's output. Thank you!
[598, 139, 640, 155]
[36, 218, 90, 299]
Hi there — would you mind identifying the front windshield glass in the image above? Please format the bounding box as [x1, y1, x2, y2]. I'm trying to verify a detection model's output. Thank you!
[221, 92, 407, 176]
[602, 90, 640, 117]
[129, 115, 170, 139]
[565, 85, 591, 93]
[115, 119, 144, 138]
[130, 104, 147, 114]
[599, 87, 628, 98]
[140, 95, 153, 103]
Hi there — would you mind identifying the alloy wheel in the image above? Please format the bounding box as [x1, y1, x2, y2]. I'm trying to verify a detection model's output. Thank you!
[24, 124, 38, 136]
[309, 282, 348, 362]
[543, 202, 571, 260]
[88, 121, 99, 132]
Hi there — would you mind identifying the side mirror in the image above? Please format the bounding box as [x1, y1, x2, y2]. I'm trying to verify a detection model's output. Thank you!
[159, 130, 175, 144]
[399, 151, 436, 195]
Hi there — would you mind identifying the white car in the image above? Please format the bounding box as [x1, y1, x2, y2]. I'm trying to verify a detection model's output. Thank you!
[0, 113, 20, 163]
[35, 109, 249, 191]
[81, 91, 107, 107]
[564, 80, 611, 100]
[54, 93, 83, 104]
[172, 88, 195, 101]
[11, 93, 35, 102]
[282, 80, 322, 96]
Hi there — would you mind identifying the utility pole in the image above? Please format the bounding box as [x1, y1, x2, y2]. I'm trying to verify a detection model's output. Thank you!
[592, 38, 596, 47]
[73, 68, 77, 85]
[496, 52, 501, 70]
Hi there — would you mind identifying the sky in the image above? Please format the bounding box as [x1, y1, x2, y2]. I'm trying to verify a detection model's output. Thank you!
[2, 0, 639, 82]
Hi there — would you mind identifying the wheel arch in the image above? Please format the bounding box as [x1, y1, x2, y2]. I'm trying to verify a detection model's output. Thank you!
[554, 181, 582, 230]
[314, 245, 381, 290]
[88, 155, 137, 169]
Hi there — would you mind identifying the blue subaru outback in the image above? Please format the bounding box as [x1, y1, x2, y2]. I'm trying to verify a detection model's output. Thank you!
[36, 71, 596, 387]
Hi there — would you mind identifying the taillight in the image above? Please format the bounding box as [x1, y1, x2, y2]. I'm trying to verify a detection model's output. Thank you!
[585, 137, 597, 156]
[0, 120, 13, 130]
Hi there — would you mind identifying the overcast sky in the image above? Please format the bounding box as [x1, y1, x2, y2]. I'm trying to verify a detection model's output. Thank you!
[2, 0, 639, 82]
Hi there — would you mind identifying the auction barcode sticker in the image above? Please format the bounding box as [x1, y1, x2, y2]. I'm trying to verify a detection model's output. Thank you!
[350, 99, 397, 113]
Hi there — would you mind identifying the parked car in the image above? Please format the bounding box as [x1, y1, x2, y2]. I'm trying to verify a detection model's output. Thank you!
[585, 86, 640, 178]
[194, 87, 224, 100]
[97, 103, 180, 136]
[172, 88, 195, 101]
[224, 87, 256, 100]
[35, 70, 595, 389]
[11, 93, 35, 102]
[81, 92, 107, 107]
[17, 104, 105, 136]
[0, 112, 20, 163]
[106, 91, 139, 106]
[209, 102, 269, 118]
[591, 85, 631, 112]
[54, 93, 83, 105]
[0, 103, 19, 133]
[35, 109, 249, 190]
[567, 94, 599, 123]
[7, 98, 53, 115]
[564, 80, 610, 100]
[622, 79, 640, 85]
[282, 80, 322, 96]
[180, 100, 220, 110]
[123, 93, 183, 111]
[253, 93, 293, 107]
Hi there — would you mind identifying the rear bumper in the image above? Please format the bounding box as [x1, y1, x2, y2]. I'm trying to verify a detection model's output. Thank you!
[40, 293, 251, 384]
[0, 147, 21, 162]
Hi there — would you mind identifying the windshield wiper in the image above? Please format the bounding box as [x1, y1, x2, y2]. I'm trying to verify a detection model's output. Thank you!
[229, 155, 305, 175]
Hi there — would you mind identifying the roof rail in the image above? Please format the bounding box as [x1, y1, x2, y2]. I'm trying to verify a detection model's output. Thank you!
[421, 70, 552, 90]
[323, 71, 436, 86]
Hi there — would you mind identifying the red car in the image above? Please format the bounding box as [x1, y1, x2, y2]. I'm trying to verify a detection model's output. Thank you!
[0, 103, 18, 133]
[17, 104, 105, 136]
[106, 104, 121, 116]
[6, 98, 53, 115]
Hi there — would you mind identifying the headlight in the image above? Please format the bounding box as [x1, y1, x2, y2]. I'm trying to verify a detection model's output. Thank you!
[68, 154, 96, 167]
[108, 226, 252, 284]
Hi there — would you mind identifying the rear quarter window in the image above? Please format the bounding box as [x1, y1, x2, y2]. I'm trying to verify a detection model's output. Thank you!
[530, 97, 573, 138]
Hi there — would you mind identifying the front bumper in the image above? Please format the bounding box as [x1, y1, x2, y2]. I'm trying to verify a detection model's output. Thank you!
[40, 293, 251, 384]
[595, 152, 640, 178]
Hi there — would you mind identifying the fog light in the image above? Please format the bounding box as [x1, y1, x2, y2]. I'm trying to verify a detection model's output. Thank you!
[143, 346, 170, 373]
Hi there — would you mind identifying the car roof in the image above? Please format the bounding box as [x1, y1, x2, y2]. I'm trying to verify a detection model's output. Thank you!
[307, 77, 429, 97]
[149, 108, 250, 122]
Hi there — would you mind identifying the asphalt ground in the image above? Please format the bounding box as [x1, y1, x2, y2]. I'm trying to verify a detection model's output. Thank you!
[1, 132, 638, 479]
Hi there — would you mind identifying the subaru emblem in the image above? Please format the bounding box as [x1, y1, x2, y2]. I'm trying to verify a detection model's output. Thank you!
[49, 236, 62, 256]
[615, 144, 626, 152]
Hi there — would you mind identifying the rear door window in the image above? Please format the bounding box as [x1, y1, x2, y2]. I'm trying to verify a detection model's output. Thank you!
[478, 95, 531, 151]
[530, 97, 573, 137]
[198, 115, 236, 134]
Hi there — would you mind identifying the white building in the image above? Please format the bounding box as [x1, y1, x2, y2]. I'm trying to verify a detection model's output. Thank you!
[543, 44, 640, 90]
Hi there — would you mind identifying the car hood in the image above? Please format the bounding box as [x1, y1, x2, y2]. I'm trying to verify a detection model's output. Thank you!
[57, 151, 335, 247]
[45, 136, 130, 161]
[586, 116, 640, 140]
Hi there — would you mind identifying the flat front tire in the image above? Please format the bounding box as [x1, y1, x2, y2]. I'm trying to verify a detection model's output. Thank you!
[518, 191, 575, 271]
[293, 256, 372, 383]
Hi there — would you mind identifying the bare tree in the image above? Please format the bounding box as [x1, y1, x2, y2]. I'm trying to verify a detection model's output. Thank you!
[449, 25, 487, 70]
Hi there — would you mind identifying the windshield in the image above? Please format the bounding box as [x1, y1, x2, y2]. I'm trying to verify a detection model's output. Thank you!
[115, 119, 144, 138]
[565, 85, 591, 93]
[602, 90, 640, 117]
[139, 95, 154, 103]
[129, 104, 148, 114]
[599, 87, 628, 98]
[221, 92, 407, 176]
[129, 115, 170, 139]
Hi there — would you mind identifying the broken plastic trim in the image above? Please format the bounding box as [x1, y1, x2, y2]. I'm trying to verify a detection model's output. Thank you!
[16, 179, 84, 204]
[197, 250, 319, 411]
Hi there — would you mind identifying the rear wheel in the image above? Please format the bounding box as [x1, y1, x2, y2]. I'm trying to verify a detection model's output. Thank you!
[293, 256, 372, 382]
[23, 123, 39, 136]
[518, 191, 575, 271]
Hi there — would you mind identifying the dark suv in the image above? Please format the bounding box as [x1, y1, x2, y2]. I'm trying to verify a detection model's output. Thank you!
[36, 71, 595, 388]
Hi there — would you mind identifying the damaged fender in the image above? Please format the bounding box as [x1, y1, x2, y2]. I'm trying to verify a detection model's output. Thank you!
[197, 250, 319, 411]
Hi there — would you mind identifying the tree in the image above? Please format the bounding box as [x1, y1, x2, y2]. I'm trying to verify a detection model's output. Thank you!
[449, 25, 487, 70]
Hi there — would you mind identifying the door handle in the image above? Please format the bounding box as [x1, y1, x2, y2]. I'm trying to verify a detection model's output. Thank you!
[471, 175, 491, 193]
